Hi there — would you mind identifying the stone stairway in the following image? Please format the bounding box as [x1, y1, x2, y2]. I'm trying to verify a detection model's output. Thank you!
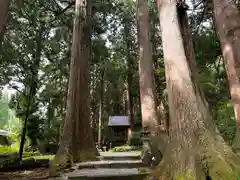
[62, 152, 150, 180]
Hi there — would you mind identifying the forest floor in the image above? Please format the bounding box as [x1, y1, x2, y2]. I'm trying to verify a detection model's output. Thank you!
[0, 154, 54, 180]
[0, 167, 49, 180]
[0, 151, 145, 180]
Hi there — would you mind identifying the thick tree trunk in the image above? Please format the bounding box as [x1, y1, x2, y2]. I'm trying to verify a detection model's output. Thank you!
[149, 0, 240, 179]
[0, 0, 10, 34]
[137, 0, 167, 165]
[50, 0, 98, 174]
[179, 6, 240, 175]
[212, 0, 240, 152]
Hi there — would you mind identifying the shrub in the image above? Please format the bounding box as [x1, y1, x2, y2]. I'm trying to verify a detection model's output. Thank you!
[128, 132, 143, 146]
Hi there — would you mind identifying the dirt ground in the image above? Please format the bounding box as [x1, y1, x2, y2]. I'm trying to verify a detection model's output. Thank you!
[0, 168, 50, 180]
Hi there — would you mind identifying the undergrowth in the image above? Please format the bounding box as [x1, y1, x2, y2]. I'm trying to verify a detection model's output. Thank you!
[0, 144, 19, 154]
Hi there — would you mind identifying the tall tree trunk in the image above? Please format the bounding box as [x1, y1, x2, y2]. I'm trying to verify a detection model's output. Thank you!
[98, 68, 104, 146]
[50, 0, 98, 174]
[150, 0, 240, 179]
[18, 26, 42, 162]
[127, 51, 134, 132]
[150, 3, 168, 132]
[123, 17, 134, 138]
[0, 0, 10, 34]
[90, 64, 98, 131]
[212, 0, 240, 151]
[137, 0, 158, 134]
[137, 0, 167, 164]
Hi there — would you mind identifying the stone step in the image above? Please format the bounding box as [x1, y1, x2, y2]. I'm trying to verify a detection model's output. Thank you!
[65, 168, 149, 180]
[97, 156, 141, 161]
[77, 160, 145, 169]
[98, 152, 141, 161]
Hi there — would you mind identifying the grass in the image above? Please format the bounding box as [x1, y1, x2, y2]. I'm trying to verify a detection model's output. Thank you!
[23, 154, 54, 160]
[0, 144, 54, 168]
[0, 144, 19, 154]
[0, 143, 54, 159]
[138, 167, 150, 174]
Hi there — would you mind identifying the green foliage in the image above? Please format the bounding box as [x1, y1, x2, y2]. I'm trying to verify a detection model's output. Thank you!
[0, 91, 9, 128]
[215, 100, 236, 144]
[194, 24, 236, 144]
[128, 132, 143, 146]
[0, 145, 19, 154]
[138, 167, 149, 174]
[23, 154, 54, 160]
[0, 152, 54, 168]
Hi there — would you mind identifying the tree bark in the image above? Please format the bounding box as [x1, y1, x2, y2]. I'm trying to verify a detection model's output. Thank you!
[149, 0, 240, 179]
[137, 0, 159, 134]
[0, 0, 10, 34]
[98, 68, 104, 146]
[180, 4, 240, 177]
[123, 17, 134, 138]
[150, 4, 168, 132]
[50, 0, 98, 174]
[212, 0, 240, 152]
[137, 0, 168, 165]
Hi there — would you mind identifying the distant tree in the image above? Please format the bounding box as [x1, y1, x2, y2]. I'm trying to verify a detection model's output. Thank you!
[0, 0, 10, 34]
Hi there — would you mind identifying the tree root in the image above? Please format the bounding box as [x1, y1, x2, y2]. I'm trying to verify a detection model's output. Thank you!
[49, 152, 73, 177]
[73, 150, 98, 162]
[49, 150, 98, 177]
[146, 131, 240, 180]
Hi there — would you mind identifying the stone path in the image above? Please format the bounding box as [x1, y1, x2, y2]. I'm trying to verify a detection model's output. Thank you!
[99, 151, 141, 157]
[97, 151, 141, 160]
[77, 160, 144, 169]
[67, 168, 147, 179]
[62, 151, 150, 180]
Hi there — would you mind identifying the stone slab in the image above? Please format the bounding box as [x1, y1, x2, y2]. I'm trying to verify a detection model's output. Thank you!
[98, 152, 141, 160]
[77, 160, 144, 169]
[65, 168, 149, 180]
[100, 152, 141, 157]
